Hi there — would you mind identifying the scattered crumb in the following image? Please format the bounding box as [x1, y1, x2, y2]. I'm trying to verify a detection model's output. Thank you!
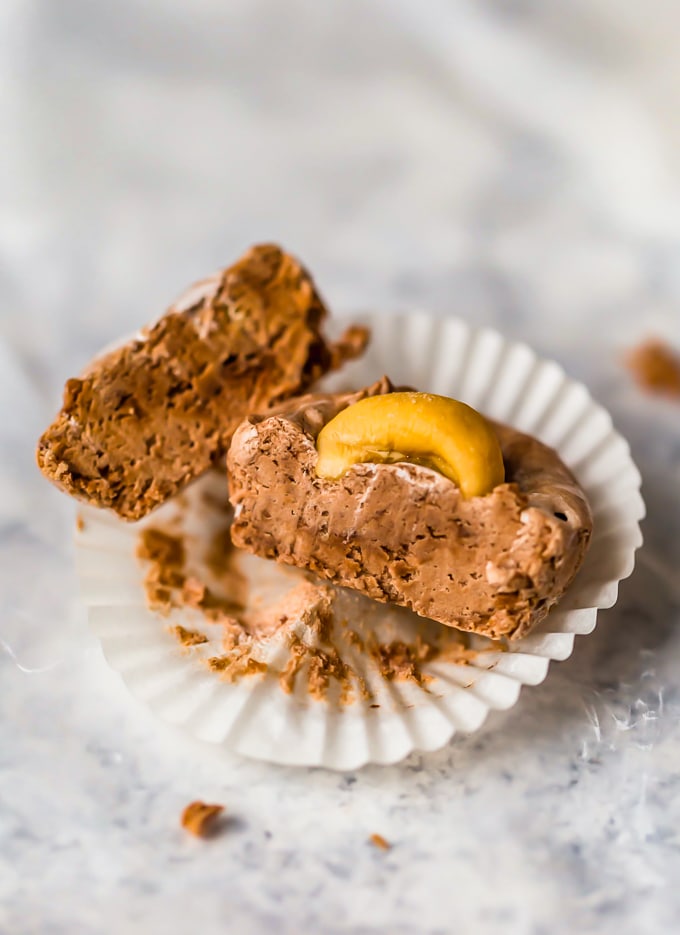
[277, 612, 368, 703]
[76, 514, 85, 532]
[369, 833, 391, 851]
[180, 576, 206, 607]
[137, 528, 187, 615]
[173, 625, 208, 647]
[279, 636, 309, 695]
[345, 629, 364, 650]
[368, 637, 436, 686]
[208, 652, 268, 681]
[138, 527, 186, 569]
[181, 801, 225, 837]
[625, 338, 680, 398]
[436, 635, 498, 665]
[356, 675, 372, 703]
[307, 645, 351, 701]
[137, 504, 483, 704]
[138, 521, 246, 622]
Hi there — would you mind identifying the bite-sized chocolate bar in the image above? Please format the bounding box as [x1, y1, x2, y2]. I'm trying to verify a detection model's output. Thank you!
[37, 244, 368, 520]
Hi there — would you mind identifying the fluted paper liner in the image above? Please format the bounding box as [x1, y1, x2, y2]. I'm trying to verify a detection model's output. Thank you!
[75, 313, 644, 769]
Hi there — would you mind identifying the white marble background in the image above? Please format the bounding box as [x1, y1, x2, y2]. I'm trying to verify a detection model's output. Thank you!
[1, 1, 680, 933]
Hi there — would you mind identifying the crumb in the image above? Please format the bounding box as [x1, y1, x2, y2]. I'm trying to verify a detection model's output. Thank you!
[136, 516, 481, 705]
[345, 629, 364, 650]
[137, 527, 186, 569]
[137, 527, 187, 614]
[181, 801, 225, 837]
[306, 645, 351, 701]
[76, 514, 85, 532]
[279, 636, 309, 695]
[208, 652, 268, 681]
[276, 609, 359, 702]
[181, 576, 206, 607]
[357, 675, 373, 703]
[369, 833, 391, 851]
[137, 523, 245, 620]
[173, 625, 208, 647]
[368, 638, 435, 686]
[625, 338, 680, 398]
[253, 580, 333, 638]
[435, 634, 488, 666]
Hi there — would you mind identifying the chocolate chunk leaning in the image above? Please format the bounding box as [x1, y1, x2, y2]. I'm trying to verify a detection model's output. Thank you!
[227, 379, 593, 641]
[37, 244, 369, 521]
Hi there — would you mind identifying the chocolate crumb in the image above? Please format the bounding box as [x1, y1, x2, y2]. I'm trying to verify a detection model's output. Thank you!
[368, 638, 436, 687]
[180, 577, 207, 607]
[625, 338, 680, 398]
[208, 652, 268, 682]
[307, 645, 351, 701]
[138, 528, 186, 569]
[173, 625, 208, 647]
[369, 833, 391, 851]
[138, 501, 487, 703]
[137, 527, 187, 614]
[346, 629, 364, 650]
[279, 636, 309, 695]
[181, 801, 225, 837]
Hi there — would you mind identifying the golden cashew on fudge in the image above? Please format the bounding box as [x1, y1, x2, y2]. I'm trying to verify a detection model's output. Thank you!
[315, 392, 505, 498]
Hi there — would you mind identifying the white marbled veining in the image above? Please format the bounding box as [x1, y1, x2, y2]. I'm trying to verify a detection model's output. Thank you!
[1, 1, 680, 933]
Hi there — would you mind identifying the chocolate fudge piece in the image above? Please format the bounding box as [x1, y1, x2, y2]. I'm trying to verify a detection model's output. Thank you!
[37, 244, 368, 520]
[227, 379, 592, 640]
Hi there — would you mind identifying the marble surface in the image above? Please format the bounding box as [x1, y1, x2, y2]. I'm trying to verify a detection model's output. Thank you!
[2, 1, 680, 932]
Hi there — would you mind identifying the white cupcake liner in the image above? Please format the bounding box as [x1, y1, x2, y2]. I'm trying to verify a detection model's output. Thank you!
[75, 313, 644, 769]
